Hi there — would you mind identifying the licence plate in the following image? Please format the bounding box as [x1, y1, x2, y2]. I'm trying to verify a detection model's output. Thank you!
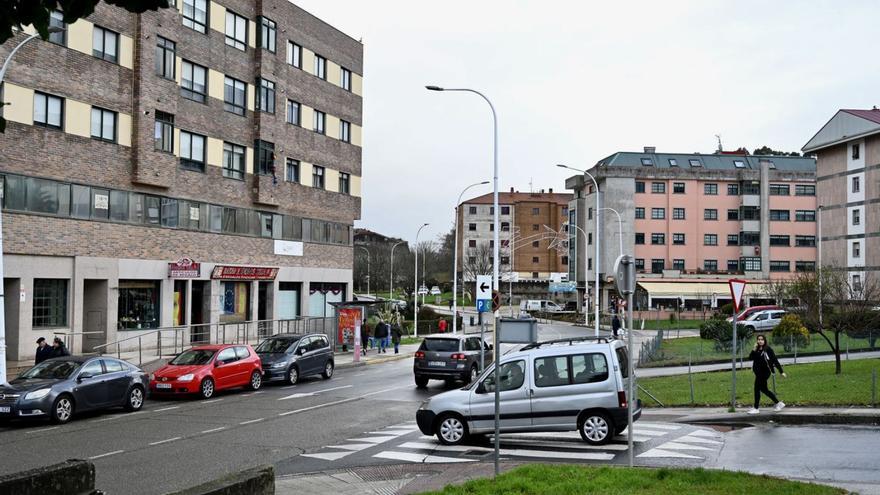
[428, 361, 446, 367]
[156, 383, 172, 389]
[0, 406, 10, 413]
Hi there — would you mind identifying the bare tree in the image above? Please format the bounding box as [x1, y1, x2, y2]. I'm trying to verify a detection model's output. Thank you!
[462, 243, 493, 296]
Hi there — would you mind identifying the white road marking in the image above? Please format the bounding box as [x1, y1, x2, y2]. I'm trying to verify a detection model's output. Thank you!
[278, 397, 359, 416]
[676, 435, 723, 446]
[636, 448, 700, 459]
[149, 437, 181, 446]
[612, 435, 650, 443]
[399, 441, 490, 453]
[26, 426, 59, 434]
[656, 441, 713, 451]
[278, 385, 353, 400]
[326, 443, 375, 452]
[154, 406, 180, 412]
[91, 415, 124, 423]
[617, 428, 667, 437]
[301, 451, 353, 461]
[634, 422, 682, 430]
[239, 418, 265, 425]
[688, 429, 721, 438]
[200, 427, 227, 434]
[203, 398, 224, 404]
[88, 450, 124, 460]
[367, 429, 417, 436]
[347, 436, 398, 444]
[373, 451, 476, 463]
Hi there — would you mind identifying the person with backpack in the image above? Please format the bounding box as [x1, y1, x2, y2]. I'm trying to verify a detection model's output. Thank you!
[747, 334, 786, 414]
[611, 314, 621, 338]
[374, 318, 389, 354]
[391, 321, 402, 354]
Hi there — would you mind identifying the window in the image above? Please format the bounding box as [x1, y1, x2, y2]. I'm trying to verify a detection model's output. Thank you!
[339, 172, 351, 194]
[853, 274, 862, 293]
[741, 257, 761, 271]
[704, 260, 718, 272]
[795, 184, 815, 196]
[181, 61, 207, 103]
[312, 165, 325, 189]
[313, 110, 326, 134]
[182, 0, 207, 33]
[154, 111, 174, 152]
[341, 67, 352, 91]
[853, 176, 860, 193]
[769, 235, 790, 246]
[257, 78, 275, 113]
[281, 158, 299, 183]
[635, 259, 645, 271]
[769, 184, 790, 196]
[560, 256, 567, 265]
[796, 261, 816, 272]
[224, 76, 247, 115]
[733, 160, 746, 168]
[635, 181, 645, 193]
[259, 16, 276, 52]
[727, 260, 739, 272]
[587, 232, 592, 245]
[468, 206, 477, 215]
[48, 11, 66, 45]
[742, 182, 760, 195]
[726, 209, 738, 221]
[689, 159, 702, 167]
[222, 142, 245, 180]
[225, 10, 247, 50]
[770, 261, 790, 272]
[118, 280, 161, 329]
[672, 259, 685, 270]
[651, 233, 665, 245]
[314, 54, 327, 79]
[532, 256, 540, 263]
[651, 182, 665, 194]
[155, 36, 175, 79]
[727, 183, 739, 195]
[640, 157, 654, 166]
[651, 259, 665, 274]
[287, 41, 302, 68]
[795, 235, 816, 247]
[852, 208, 860, 226]
[468, 223, 476, 231]
[673, 182, 685, 194]
[468, 239, 476, 248]
[531, 355, 574, 387]
[90, 107, 116, 142]
[501, 206, 510, 215]
[179, 131, 206, 172]
[668, 158, 678, 166]
[635, 207, 645, 219]
[285, 100, 301, 125]
[483, 360, 525, 393]
[340, 120, 351, 143]
[501, 222, 510, 231]
[255, 140, 275, 176]
[32, 279, 68, 327]
[853, 241, 861, 258]
[769, 209, 790, 221]
[727, 234, 739, 246]
[532, 240, 540, 247]
[852, 143, 860, 160]
[588, 208, 593, 220]
[741, 206, 760, 221]
[651, 208, 665, 220]
[33, 92, 63, 129]
[635, 233, 645, 245]
[704, 183, 718, 195]
[795, 210, 816, 222]
[532, 207, 540, 215]
[672, 233, 685, 245]
[92, 26, 118, 63]
[704, 234, 717, 246]
[704, 209, 717, 220]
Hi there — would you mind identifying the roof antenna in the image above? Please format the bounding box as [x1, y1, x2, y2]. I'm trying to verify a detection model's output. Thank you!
[715, 134, 723, 153]
[529, 178, 533, 193]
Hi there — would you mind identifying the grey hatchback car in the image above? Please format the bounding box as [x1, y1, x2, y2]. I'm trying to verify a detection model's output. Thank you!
[256, 333, 334, 385]
[414, 334, 493, 388]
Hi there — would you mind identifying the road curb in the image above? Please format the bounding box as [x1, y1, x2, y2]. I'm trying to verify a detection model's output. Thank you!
[675, 411, 880, 427]
[337, 353, 414, 370]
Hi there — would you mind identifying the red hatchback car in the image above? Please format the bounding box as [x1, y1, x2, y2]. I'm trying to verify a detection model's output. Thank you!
[150, 344, 263, 399]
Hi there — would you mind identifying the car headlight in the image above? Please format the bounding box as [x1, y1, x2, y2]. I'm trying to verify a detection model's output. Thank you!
[25, 389, 51, 401]
[419, 399, 430, 410]
[177, 374, 195, 382]
[272, 362, 287, 369]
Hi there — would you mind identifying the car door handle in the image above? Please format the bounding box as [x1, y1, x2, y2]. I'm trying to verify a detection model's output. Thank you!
[529, 389, 534, 396]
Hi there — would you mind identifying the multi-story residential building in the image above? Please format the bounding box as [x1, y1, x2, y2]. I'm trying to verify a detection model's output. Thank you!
[456, 189, 572, 301]
[0, 1, 362, 362]
[803, 108, 880, 292]
[564, 149, 817, 311]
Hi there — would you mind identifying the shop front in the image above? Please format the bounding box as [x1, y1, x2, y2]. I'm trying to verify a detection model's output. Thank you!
[117, 280, 161, 330]
[309, 283, 345, 317]
[212, 265, 278, 324]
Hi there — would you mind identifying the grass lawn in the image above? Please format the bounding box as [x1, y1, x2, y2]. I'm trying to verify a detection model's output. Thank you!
[638, 319, 705, 330]
[418, 464, 844, 495]
[645, 333, 879, 367]
[400, 336, 423, 346]
[639, 358, 880, 407]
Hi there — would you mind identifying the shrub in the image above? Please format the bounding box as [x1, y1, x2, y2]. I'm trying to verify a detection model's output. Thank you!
[700, 318, 754, 352]
[771, 314, 810, 352]
[669, 313, 677, 323]
[720, 303, 734, 315]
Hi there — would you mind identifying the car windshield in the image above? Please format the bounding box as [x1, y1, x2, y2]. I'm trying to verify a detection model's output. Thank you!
[170, 349, 216, 365]
[420, 338, 459, 352]
[255, 338, 296, 353]
[19, 360, 80, 380]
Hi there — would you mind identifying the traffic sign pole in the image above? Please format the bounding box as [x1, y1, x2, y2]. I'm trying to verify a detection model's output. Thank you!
[728, 279, 747, 412]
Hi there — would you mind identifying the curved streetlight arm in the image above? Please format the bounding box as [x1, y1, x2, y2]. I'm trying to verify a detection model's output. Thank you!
[356, 246, 371, 296]
[453, 181, 490, 334]
[599, 207, 624, 260]
[413, 223, 429, 337]
[390, 240, 406, 301]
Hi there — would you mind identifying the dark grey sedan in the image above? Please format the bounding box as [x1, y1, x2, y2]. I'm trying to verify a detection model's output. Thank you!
[256, 333, 334, 385]
[0, 356, 148, 424]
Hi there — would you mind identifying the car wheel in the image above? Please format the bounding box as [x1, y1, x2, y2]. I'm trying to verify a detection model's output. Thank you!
[415, 376, 429, 388]
[322, 361, 334, 379]
[436, 413, 468, 446]
[199, 377, 215, 399]
[287, 366, 299, 385]
[124, 386, 145, 412]
[50, 394, 74, 424]
[247, 370, 262, 391]
[468, 364, 479, 384]
[578, 411, 613, 445]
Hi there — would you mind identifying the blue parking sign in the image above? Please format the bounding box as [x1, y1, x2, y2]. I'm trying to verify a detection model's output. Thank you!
[476, 299, 491, 313]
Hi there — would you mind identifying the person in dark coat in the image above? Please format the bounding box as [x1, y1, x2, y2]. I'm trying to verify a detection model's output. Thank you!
[374, 319, 389, 354]
[35, 337, 53, 364]
[747, 334, 786, 414]
[391, 321, 403, 354]
[360, 320, 371, 355]
[50, 337, 70, 358]
[611, 315, 621, 338]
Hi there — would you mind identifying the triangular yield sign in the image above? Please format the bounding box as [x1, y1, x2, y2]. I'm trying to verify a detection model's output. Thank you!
[728, 279, 747, 310]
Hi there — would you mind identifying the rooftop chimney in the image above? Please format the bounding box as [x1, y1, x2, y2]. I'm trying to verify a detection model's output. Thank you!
[644, 146, 656, 153]
[549, 188, 553, 193]
[510, 187, 514, 193]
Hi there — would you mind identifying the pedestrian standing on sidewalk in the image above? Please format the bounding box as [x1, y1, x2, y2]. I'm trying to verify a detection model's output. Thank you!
[611, 314, 621, 339]
[50, 337, 70, 358]
[35, 337, 53, 364]
[391, 321, 402, 354]
[360, 319, 371, 355]
[748, 334, 786, 414]
[374, 319, 389, 353]
[438, 318, 448, 333]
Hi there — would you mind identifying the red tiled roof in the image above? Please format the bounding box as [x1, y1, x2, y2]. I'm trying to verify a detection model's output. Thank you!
[463, 192, 572, 205]
[842, 109, 880, 125]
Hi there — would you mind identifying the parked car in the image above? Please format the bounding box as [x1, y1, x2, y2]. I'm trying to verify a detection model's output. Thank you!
[414, 334, 493, 388]
[737, 310, 787, 333]
[256, 333, 334, 385]
[416, 337, 639, 446]
[520, 300, 564, 312]
[150, 344, 262, 399]
[0, 356, 148, 424]
[727, 305, 781, 322]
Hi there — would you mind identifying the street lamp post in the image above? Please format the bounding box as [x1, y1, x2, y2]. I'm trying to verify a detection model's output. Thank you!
[817, 205, 823, 331]
[427, 85, 500, 476]
[453, 181, 490, 334]
[557, 164, 601, 337]
[0, 28, 65, 386]
[413, 223, 429, 337]
[566, 223, 591, 328]
[357, 246, 371, 297]
[390, 240, 406, 300]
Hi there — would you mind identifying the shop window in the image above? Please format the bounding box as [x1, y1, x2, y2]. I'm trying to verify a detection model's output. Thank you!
[33, 279, 68, 328]
[118, 280, 161, 330]
[221, 281, 250, 323]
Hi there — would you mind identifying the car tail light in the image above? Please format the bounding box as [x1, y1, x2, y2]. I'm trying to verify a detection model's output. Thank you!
[450, 353, 467, 361]
[618, 391, 628, 408]
[415, 351, 425, 359]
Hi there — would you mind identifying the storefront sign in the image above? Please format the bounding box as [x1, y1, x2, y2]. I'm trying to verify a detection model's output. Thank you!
[168, 258, 201, 278]
[274, 240, 304, 257]
[211, 265, 279, 280]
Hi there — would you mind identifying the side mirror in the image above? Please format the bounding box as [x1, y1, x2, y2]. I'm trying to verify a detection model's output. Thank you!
[214, 360, 222, 367]
[475, 382, 486, 394]
[487, 344, 493, 351]
[78, 372, 93, 381]
[296, 348, 304, 356]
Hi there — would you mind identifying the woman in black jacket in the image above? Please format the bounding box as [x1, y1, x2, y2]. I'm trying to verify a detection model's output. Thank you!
[748, 334, 787, 414]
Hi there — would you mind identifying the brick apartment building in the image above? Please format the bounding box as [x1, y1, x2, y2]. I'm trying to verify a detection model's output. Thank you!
[803, 108, 880, 292]
[0, 1, 362, 362]
[564, 149, 817, 312]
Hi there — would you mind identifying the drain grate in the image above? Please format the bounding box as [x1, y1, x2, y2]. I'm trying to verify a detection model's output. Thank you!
[352, 464, 443, 482]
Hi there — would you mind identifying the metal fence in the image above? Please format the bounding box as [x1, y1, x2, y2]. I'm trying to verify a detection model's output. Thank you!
[637, 330, 664, 367]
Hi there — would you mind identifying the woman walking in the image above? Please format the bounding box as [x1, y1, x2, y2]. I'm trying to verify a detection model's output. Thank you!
[748, 334, 786, 414]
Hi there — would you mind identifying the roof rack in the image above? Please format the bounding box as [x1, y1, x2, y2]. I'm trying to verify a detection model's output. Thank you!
[521, 336, 612, 351]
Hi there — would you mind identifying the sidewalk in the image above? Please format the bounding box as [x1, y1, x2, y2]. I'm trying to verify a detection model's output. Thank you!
[335, 343, 422, 369]
[641, 405, 880, 426]
[637, 349, 880, 377]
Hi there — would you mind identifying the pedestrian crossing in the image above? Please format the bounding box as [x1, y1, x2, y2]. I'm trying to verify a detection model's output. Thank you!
[299, 420, 724, 466]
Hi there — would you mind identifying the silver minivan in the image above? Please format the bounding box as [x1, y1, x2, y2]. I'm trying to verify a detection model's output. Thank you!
[738, 310, 787, 333]
[416, 338, 640, 446]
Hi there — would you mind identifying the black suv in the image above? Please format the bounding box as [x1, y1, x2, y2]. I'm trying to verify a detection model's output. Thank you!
[413, 334, 493, 388]
[256, 333, 334, 385]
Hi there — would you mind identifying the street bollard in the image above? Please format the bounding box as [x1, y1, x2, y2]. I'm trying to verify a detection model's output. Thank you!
[688, 354, 695, 405]
[794, 340, 797, 364]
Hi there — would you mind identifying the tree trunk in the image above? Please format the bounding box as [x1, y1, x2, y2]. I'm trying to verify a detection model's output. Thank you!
[834, 331, 842, 375]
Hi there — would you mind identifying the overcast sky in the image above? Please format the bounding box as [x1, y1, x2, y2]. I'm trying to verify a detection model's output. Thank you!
[295, 0, 879, 244]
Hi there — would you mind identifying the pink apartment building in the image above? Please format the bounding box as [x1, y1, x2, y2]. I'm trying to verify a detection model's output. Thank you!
[564, 149, 817, 311]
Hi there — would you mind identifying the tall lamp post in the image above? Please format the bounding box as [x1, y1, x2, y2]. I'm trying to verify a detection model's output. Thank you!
[565, 222, 591, 328]
[427, 85, 500, 476]
[453, 181, 490, 334]
[817, 205, 823, 332]
[557, 164, 601, 337]
[413, 223, 429, 337]
[390, 240, 406, 300]
[0, 27, 65, 386]
[357, 246, 371, 297]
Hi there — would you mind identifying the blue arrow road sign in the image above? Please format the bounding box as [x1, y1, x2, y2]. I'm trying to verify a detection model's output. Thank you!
[477, 299, 491, 313]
